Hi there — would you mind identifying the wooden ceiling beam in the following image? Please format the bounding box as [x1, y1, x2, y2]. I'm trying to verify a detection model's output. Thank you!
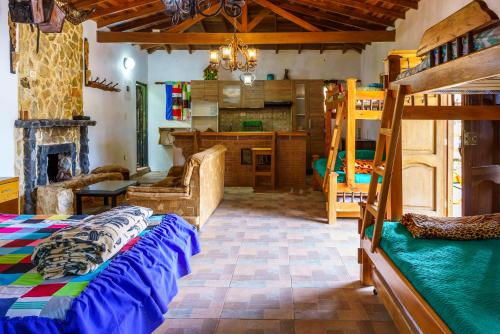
[278, 2, 376, 31]
[97, 2, 166, 28]
[97, 30, 396, 44]
[247, 9, 270, 32]
[289, 0, 394, 27]
[88, 0, 158, 20]
[252, 0, 321, 32]
[72, 0, 107, 9]
[329, 0, 405, 19]
[221, 12, 242, 32]
[376, 0, 418, 10]
[241, 4, 248, 32]
[111, 14, 171, 32]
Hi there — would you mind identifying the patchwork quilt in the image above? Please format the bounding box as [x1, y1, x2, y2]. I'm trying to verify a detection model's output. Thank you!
[0, 214, 200, 334]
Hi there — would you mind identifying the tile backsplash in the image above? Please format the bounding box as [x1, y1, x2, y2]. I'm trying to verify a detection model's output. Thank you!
[219, 108, 292, 132]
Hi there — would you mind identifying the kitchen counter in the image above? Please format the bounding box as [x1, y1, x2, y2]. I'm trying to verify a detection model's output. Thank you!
[171, 131, 307, 188]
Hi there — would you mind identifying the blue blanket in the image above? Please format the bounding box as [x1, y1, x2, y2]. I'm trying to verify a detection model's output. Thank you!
[366, 222, 500, 334]
[0, 214, 200, 334]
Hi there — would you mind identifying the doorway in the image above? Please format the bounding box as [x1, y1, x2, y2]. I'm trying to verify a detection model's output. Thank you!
[136, 82, 148, 168]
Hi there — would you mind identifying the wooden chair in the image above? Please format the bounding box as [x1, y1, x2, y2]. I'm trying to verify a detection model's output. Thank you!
[251, 132, 276, 189]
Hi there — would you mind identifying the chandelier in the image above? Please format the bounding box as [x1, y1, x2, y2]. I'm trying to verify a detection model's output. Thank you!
[209, 34, 258, 73]
[162, 0, 246, 25]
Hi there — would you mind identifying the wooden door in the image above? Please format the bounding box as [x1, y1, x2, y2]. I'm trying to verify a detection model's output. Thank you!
[462, 120, 500, 215]
[401, 119, 449, 216]
[204, 81, 219, 102]
[264, 80, 292, 101]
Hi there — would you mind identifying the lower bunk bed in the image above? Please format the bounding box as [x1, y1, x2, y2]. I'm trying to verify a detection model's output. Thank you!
[360, 222, 499, 334]
[0, 213, 200, 334]
[313, 150, 381, 217]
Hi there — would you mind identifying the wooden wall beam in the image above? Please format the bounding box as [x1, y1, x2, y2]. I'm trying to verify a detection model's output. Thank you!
[97, 30, 396, 44]
[402, 106, 500, 120]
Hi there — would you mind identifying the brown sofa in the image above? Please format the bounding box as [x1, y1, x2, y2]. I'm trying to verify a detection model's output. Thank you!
[37, 172, 124, 215]
[126, 145, 227, 229]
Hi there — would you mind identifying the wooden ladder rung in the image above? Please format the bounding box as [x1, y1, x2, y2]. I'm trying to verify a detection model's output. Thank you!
[380, 127, 392, 137]
[373, 166, 385, 177]
[366, 204, 379, 217]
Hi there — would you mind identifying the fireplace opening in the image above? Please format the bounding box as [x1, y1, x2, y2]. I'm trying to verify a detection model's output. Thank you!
[46, 153, 73, 183]
[37, 143, 77, 186]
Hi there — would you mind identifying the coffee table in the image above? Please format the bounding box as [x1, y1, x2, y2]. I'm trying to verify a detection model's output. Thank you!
[76, 180, 138, 215]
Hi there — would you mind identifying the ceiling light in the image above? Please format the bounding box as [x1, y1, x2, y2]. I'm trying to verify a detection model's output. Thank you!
[209, 34, 258, 73]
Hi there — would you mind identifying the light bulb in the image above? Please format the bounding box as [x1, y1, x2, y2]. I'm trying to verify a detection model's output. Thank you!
[209, 50, 219, 64]
[123, 57, 136, 70]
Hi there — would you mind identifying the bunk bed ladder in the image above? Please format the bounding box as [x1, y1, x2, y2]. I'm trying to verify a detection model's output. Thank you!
[323, 101, 346, 192]
[360, 85, 406, 252]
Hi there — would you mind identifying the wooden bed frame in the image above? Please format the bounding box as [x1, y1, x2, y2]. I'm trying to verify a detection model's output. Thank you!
[313, 78, 384, 223]
[359, 1, 500, 333]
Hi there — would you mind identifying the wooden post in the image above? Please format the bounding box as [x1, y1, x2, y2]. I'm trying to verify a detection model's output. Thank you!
[360, 248, 373, 286]
[346, 78, 357, 188]
[328, 171, 338, 224]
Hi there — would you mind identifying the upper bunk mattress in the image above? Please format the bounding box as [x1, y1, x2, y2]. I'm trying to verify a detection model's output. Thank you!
[396, 24, 500, 81]
[365, 222, 500, 334]
[0, 213, 200, 334]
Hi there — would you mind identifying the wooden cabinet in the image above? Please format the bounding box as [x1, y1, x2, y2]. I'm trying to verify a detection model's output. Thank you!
[219, 81, 265, 108]
[264, 80, 292, 101]
[191, 80, 219, 102]
[292, 80, 325, 168]
[242, 81, 264, 108]
[0, 177, 20, 214]
[219, 81, 242, 108]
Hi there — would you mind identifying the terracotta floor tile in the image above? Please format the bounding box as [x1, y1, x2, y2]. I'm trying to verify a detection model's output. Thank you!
[167, 287, 228, 319]
[216, 320, 294, 334]
[153, 319, 219, 334]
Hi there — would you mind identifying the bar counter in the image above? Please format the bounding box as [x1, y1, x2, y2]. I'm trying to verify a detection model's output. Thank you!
[171, 131, 308, 189]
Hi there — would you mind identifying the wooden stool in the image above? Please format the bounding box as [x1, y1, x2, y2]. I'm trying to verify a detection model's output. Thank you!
[252, 147, 276, 189]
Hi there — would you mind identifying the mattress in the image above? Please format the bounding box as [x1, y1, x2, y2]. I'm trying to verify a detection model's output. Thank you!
[0, 213, 200, 334]
[396, 24, 500, 81]
[365, 222, 500, 334]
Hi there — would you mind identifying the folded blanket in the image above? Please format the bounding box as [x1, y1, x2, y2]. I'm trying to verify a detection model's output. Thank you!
[32, 205, 153, 279]
[401, 213, 500, 240]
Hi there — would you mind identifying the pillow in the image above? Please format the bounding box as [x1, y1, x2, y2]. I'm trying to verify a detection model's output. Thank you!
[340, 158, 373, 174]
[401, 213, 500, 240]
[153, 176, 183, 188]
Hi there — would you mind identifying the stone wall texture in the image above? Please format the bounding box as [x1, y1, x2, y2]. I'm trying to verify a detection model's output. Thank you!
[17, 23, 83, 119]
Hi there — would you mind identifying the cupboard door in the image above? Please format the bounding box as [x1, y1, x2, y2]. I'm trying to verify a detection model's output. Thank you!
[242, 81, 264, 108]
[308, 81, 325, 157]
[191, 80, 205, 100]
[219, 81, 241, 108]
[264, 80, 292, 101]
[204, 81, 219, 101]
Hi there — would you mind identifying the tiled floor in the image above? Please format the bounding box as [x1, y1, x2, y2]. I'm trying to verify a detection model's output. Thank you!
[154, 188, 397, 334]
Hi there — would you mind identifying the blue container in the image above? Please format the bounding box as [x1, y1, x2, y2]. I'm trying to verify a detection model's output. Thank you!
[267, 74, 275, 80]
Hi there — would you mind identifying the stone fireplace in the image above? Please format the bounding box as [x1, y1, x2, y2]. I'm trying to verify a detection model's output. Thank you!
[15, 119, 96, 213]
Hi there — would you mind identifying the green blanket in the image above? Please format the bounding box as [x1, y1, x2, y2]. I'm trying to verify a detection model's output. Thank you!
[313, 150, 381, 184]
[365, 222, 500, 334]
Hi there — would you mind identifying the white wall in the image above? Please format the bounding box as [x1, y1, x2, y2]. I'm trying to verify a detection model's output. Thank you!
[83, 21, 148, 174]
[0, 2, 19, 176]
[147, 50, 362, 171]
[361, 0, 500, 83]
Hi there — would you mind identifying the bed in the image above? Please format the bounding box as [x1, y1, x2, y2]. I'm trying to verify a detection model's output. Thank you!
[0, 213, 200, 334]
[364, 222, 500, 334]
[314, 78, 385, 223]
[359, 2, 500, 334]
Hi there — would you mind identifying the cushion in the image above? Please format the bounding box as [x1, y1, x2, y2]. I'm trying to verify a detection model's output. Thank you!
[167, 166, 185, 178]
[153, 176, 182, 188]
[341, 158, 374, 174]
[401, 213, 500, 240]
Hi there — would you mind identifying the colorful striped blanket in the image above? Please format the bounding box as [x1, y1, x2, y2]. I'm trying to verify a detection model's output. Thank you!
[0, 214, 200, 334]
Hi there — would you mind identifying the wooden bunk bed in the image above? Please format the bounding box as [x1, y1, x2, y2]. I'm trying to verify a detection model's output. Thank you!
[359, 2, 500, 334]
[313, 78, 385, 224]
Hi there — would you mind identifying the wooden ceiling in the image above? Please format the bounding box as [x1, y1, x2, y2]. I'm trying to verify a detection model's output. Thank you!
[70, 0, 419, 54]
